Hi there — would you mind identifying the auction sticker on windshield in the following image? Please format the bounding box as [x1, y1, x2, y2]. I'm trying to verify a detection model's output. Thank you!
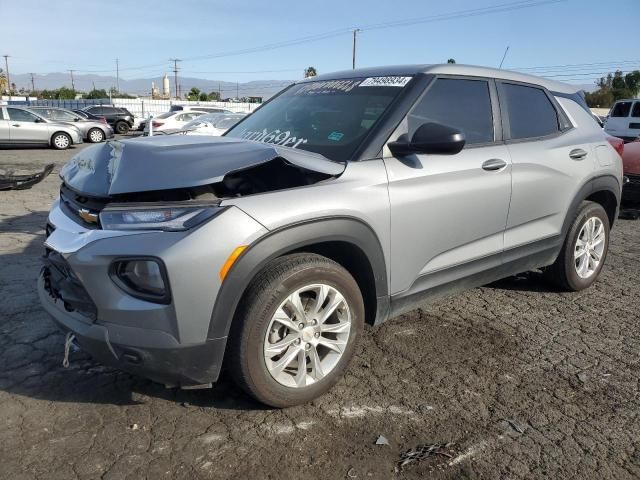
[359, 76, 412, 87]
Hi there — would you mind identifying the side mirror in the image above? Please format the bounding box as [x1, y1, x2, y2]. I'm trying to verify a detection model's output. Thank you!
[74, 117, 81, 121]
[34, 118, 43, 123]
[388, 122, 466, 156]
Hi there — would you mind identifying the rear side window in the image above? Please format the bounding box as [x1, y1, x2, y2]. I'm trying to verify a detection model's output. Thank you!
[611, 101, 632, 117]
[499, 83, 560, 140]
[409, 78, 494, 145]
[87, 107, 102, 114]
[632, 102, 640, 118]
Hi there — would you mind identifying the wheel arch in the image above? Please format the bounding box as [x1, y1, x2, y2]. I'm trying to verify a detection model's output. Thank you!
[207, 217, 389, 340]
[562, 175, 621, 236]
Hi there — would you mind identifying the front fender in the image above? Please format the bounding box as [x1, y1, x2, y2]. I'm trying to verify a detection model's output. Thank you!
[207, 216, 388, 340]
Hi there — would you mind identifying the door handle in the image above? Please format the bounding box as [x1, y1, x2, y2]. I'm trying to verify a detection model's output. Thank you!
[481, 158, 507, 171]
[569, 148, 588, 160]
[12, 124, 20, 127]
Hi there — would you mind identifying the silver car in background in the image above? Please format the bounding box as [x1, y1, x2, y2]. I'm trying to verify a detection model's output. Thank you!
[0, 106, 83, 149]
[29, 106, 114, 143]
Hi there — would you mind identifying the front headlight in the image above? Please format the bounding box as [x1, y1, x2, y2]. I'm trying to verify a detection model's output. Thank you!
[99, 205, 224, 231]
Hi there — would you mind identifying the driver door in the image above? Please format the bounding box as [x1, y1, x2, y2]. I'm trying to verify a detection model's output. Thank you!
[384, 76, 512, 295]
[6, 108, 50, 143]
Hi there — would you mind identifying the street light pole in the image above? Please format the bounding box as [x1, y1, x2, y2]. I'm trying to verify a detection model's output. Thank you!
[3, 55, 11, 98]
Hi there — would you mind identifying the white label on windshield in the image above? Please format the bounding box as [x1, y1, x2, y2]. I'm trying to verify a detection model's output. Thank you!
[359, 76, 412, 87]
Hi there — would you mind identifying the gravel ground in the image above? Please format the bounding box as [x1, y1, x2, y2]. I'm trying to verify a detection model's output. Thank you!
[1, 142, 639, 480]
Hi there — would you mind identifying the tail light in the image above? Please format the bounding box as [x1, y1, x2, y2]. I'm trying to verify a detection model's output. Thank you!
[152, 121, 164, 128]
[607, 136, 624, 157]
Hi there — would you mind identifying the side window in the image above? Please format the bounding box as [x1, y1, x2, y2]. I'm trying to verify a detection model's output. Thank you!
[611, 101, 632, 118]
[87, 107, 102, 114]
[52, 109, 76, 121]
[7, 108, 40, 122]
[632, 102, 640, 118]
[499, 83, 560, 140]
[409, 78, 494, 145]
[0, 108, 5, 120]
[102, 107, 116, 114]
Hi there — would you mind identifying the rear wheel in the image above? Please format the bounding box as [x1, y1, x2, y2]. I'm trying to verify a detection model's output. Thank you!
[544, 201, 610, 291]
[227, 253, 364, 407]
[115, 121, 129, 134]
[51, 132, 71, 150]
[87, 127, 105, 143]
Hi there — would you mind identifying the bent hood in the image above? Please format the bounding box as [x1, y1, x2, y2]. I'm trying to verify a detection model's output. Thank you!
[60, 136, 345, 197]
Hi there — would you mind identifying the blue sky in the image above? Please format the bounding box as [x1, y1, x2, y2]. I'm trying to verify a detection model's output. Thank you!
[2, 0, 639, 85]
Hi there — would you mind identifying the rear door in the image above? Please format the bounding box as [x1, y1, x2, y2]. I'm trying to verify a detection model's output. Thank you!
[384, 76, 512, 294]
[631, 101, 640, 138]
[6, 108, 50, 143]
[498, 81, 596, 253]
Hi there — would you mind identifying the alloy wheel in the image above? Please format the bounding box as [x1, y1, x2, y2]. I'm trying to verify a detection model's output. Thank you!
[263, 283, 351, 388]
[89, 129, 104, 142]
[574, 216, 605, 279]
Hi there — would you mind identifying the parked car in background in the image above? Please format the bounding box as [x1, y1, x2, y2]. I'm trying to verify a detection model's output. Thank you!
[40, 64, 622, 407]
[82, 105, 135, 134]
[29, 106, 114, 143]
[73, 109, 108, 123]
[604, 99, 640, 142]
[142, 110, 207, 135]
[169, 105, 234, 114]
[621, 138, 640, 203]
[0, 106, 83, 149]
[180, 112, 246, 136]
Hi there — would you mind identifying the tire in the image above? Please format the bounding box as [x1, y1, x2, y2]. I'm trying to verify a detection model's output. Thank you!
[51, 132, 71, 150]
[87, 127, 105, 143]
[544, 201, 610, 291]
[227, 253, 365, 407]
[115, 121, 129, 134]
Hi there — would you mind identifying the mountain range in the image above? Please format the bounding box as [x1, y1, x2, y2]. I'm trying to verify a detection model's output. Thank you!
[9, 72, 296, 99]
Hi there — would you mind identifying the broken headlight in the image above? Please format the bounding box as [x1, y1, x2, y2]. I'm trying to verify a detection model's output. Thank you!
[99, 206, 224, 231]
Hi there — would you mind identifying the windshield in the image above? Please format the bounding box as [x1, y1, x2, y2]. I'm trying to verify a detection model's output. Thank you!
[155, 111, 176, 119]
[224, 76, 413, 161]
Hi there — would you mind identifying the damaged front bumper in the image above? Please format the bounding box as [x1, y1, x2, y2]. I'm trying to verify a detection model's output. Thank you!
[39, 198, 268, 387]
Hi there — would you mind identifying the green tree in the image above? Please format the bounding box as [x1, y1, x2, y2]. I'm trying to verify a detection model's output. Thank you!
[447, 58, 456, 64]
[84, 88, 108, 99]
[304, 66, 317, 78]
[584, 69, 640, 108]
[207, 91, 220, 101]
[199, 92, 209, 101]
[187, 87, 201, 101]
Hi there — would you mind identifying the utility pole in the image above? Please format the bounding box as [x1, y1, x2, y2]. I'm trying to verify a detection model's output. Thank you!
[3, 55, 10, 97]
[236, 82, 239, 99]
[30, 73, 35, 93]
[352, 29, 360, 70]
[115, 58, 120, 93]
[218, 82, 221, 100]
[169, 58, 181, 100]
[68, 69, 75, 91]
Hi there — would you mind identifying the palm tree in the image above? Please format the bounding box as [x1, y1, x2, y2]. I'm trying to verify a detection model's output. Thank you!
[304, 67, 317, 78]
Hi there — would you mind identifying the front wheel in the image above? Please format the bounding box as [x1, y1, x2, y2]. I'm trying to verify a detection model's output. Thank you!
[227, 253, 365, 407]
[544, 201, 610, 291]
[51, 132, 71, 150]
[87, 127, 105, 143]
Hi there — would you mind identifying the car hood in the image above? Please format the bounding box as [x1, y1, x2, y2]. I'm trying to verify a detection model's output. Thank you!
[60, 135, 345, 197]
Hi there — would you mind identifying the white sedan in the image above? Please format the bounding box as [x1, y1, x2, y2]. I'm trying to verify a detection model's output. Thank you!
[144, 111, 208, 134]
[180, 113, 246, 136]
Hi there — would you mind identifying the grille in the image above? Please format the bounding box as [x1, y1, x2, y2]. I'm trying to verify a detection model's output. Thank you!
[59, 183, 108, 229]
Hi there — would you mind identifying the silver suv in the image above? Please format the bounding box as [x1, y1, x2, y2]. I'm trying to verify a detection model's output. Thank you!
[39, 64, 623, 407]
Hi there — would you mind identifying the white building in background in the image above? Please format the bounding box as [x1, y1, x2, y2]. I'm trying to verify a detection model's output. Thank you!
[162, 74, 170, 98]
